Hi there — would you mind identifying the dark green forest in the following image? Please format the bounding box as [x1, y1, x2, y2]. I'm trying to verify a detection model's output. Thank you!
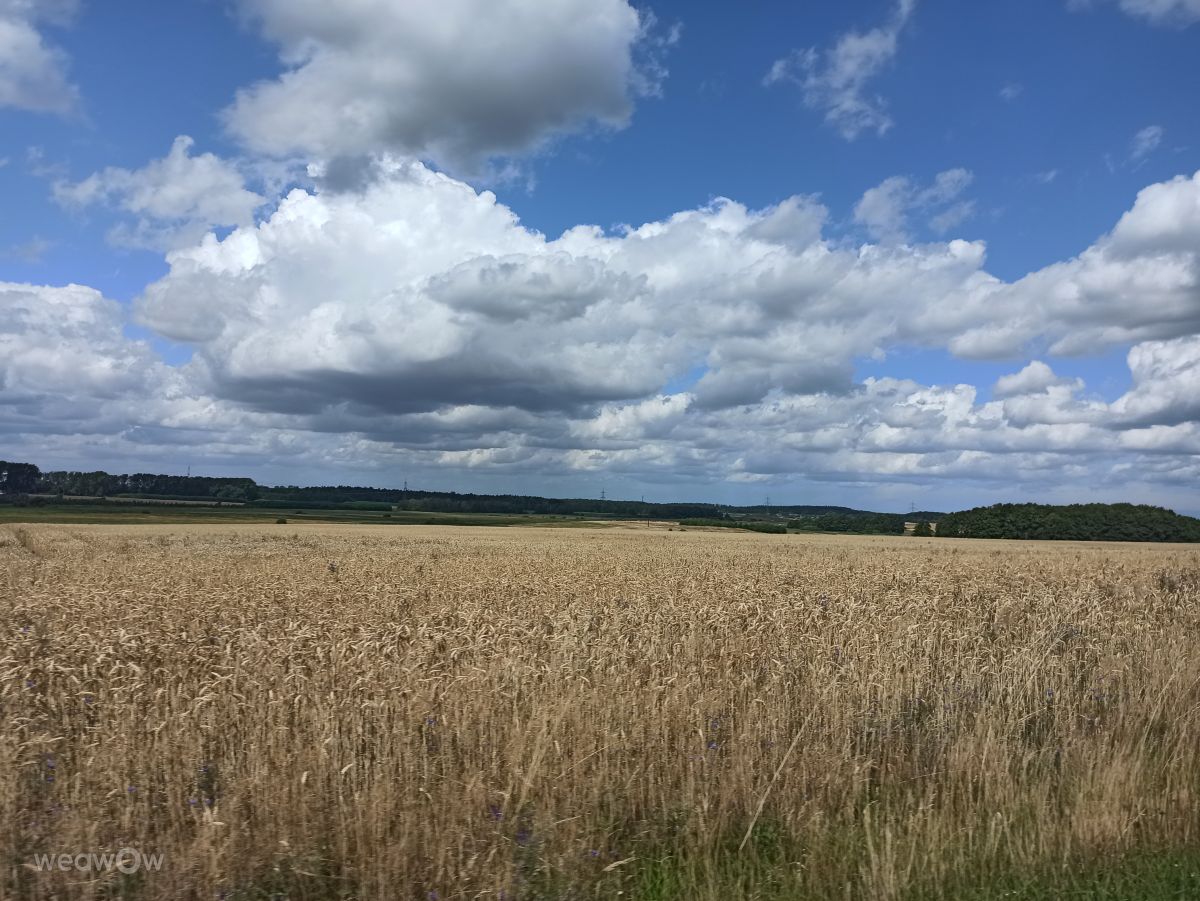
[936, 503, 1200, 543]
[788, 513, 912, 535]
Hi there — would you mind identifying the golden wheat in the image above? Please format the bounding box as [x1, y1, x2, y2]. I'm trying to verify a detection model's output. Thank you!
[1, 523, 1198, 899]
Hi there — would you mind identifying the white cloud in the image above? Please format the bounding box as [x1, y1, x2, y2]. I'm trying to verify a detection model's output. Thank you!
[130, 160, 1200, 420]
[53, 137, 267, 251]
[0, 281, 176, 432]
[1130, 125, 1165, 163]
[135, 159, 997, 421]
[993, 361, 1078, 398]
[946, 170, 1200, 359]
[1000, 83, 1023, 102]
[1110, 336, 1200, 426]
[854, 168, 975, 242]
[928, 202, 976, 235]
[0, 0, 79, 114]
[765, 0, 916, 140]
[1071, 0, 1200, 25]
[224, 0, 659, 174]
[853, 176, 912, 243]
[130, 163, 1200, 425]
[1105, 170, 1200, 256]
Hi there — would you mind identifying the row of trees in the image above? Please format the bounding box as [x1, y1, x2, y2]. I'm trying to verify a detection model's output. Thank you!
[261, 483, 722, 518]
[0, 460, 754, 519]
[787, 513, 912, 535]
[0, 462, 260, 501]
[677, 519, 788, 534]
[936, 503, 1200, 543]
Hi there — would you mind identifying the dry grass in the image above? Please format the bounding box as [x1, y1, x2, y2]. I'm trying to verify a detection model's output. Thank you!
[1, 523, 1199, 900]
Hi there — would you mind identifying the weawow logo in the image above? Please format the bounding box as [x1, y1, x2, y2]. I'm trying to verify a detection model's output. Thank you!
[30, 848, 164, 874]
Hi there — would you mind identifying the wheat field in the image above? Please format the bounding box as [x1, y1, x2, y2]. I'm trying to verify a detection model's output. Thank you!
[2, 523, 1198, 900]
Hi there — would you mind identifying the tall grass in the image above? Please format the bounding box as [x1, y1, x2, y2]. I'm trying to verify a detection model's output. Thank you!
[1, 524, 1198, 899]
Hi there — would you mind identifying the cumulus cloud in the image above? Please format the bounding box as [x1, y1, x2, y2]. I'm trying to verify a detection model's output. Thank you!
[53, 137, 267, 250]
[854, 168, 975, 242]
[224, 0, 659, 174]
[0, 281, 176, 434]
[131, 163, 1200, 423]
[1110, 336, 1200, 426]
[946, 170, 1200, 358]
[765, 0, 916, 140]
[0, 0, 79, 114]
[135, 159, 1000, 422]
[993, 361, 1079, 398]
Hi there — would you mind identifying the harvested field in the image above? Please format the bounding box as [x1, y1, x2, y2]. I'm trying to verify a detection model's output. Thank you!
[2, 524, 1199, 899]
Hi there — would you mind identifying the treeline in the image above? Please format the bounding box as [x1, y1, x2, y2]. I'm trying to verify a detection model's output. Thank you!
[0, 460, 731, 519]
[44, 472, 259, 500]
[787, 513, 913, 535]
[277, 486, 721, 519]
[0, 462, 260, 500]
[936, 503, 1200, 543]
[677, 519, 788, 534]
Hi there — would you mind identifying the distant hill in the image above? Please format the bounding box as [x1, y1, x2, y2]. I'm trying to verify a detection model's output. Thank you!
[935, 503, 1200, 543]
[741, 505, 944, 519]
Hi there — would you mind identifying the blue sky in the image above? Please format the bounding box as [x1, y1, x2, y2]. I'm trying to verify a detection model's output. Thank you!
[2, 0, 1199, 513]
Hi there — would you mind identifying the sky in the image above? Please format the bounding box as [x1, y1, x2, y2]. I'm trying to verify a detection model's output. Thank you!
[1, 0, 1199, 513]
